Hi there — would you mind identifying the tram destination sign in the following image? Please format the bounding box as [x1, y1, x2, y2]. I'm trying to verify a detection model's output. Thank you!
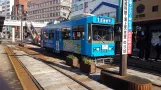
[122, 0, 133, 54]
[96, 17, 113, 24]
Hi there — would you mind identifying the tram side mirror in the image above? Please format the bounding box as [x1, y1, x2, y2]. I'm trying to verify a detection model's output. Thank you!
[108, 27, 114, 32]
[114, 27, 121, 33]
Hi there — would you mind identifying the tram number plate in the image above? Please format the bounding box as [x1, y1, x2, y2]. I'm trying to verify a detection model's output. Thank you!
[102, 45, 108, 50]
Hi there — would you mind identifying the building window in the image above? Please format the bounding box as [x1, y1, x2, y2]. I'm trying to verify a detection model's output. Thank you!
[79, 4, 83, 10]
[56, 6, 60, 10]
[7, 1, 10, 4]
[53, 7, 56, 11]
[152, 5, 159, 12]
[72, 7, 75, 12]
[56, 0, 58, 4]
[50, 13, 52, 17]
[50, 7, 52, 11]
[58, 0, 60, 3]
[56, 12, 60, 16]
[49, 1, 52, 5]
[85, 2, 88, 8]
[75, 6, 78, 11]
[53, 0, 55, 4]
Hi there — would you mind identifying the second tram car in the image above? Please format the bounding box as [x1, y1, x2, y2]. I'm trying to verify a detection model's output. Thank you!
[41, 16, 115, 57]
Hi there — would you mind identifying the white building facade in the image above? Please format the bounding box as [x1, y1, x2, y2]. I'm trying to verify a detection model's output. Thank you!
[0, 0, 14, 20]
[71, 0, 121, 22]
[27, 0, 72, 23]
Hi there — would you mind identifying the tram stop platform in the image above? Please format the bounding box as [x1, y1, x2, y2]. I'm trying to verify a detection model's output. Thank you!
[0, 45, 23, 90]
[0, 41, 161, 90]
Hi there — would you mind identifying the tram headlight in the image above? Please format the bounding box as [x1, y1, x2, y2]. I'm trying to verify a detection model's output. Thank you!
[109, 47, 114, 50]
[94, 47, 100, 51]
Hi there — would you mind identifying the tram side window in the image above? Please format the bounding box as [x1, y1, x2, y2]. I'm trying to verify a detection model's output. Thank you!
[56, 29, 59, 40]
[88, 24, 92, 42]
[41, 30, 44, 40]
[72, 26, 84, 40]
[62, 27, 70, 40]
[49, 30, 54, 40]
[44, 31, 48, 39]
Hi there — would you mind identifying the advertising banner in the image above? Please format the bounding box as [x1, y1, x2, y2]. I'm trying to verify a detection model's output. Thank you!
[122, 0, 133, 54]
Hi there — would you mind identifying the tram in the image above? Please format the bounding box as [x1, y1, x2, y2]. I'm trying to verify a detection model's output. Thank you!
[41, 15, 115, 57]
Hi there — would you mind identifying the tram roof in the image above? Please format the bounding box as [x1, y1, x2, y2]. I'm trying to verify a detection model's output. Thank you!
[43, 16, 115, 29]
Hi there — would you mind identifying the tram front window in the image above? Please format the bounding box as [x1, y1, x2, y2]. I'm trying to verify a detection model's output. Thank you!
[92, 25, 114, 41]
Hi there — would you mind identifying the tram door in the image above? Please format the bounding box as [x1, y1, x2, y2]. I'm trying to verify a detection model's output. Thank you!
[48, 30, 54, 49]
[55, 29, 60, 53]
[40, 30, 44, 48]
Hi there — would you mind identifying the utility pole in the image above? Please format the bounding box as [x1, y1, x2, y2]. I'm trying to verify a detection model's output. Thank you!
[119, 0, 133, 76]
[19, 16, 21, 41]
[12, 28, 15, 43]
[20, 15, 23, 43]
[84, 0, 86, 13]
[21, 15, 24, 42]
[4, 1, 8, 39]
[119, 0, 127, 76]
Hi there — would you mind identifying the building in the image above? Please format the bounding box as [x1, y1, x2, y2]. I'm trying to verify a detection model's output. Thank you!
[14, 0, 27, 19]
[71, 0, 121, 22]
[133, 0, 161, 21]
[0, 0, 14, 39]
[133, 0, 161, 45]
[114, 0, 161, 59]
[0, 0, 14, 20]
[27, 0, 72, 23]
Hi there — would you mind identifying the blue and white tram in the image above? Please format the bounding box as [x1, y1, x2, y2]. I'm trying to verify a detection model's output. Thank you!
[41, 16, 115, 57]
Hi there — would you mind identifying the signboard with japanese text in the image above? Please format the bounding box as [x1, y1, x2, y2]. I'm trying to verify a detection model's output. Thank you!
[122, 0, 133, 54]
[97, 17, 112, 23]
[95, 16, 115, 24]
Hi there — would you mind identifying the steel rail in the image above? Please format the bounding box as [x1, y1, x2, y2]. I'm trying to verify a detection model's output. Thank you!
[19, 46, 93, 90]
[5, 46, 43, 90]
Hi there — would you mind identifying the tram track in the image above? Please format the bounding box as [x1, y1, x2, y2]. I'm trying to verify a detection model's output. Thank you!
[17, 44, 112, 90]
[27, 43, 161, 75]
[17, 43, 161, 89]
[5, 46, 41, 90]
[7, 45, 110, 90]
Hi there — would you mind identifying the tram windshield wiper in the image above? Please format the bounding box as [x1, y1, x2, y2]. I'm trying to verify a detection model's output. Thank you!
[97, 35, 105, 43]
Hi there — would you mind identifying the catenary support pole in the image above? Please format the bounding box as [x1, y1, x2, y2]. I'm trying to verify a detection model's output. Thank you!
[12, 28, 15, 43]
[20, 15, 22, 42]
[5, 26, 8, 39]
[22, 21, 23, 41]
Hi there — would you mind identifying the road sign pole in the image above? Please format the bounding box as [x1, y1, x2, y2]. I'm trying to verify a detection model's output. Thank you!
[120, 0, 127, 76]
[120, 54, 127, 76]
[119, 0, 133, 76]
